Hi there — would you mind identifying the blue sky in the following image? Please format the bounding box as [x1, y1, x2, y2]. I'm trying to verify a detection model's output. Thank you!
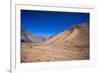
[21, 10, 89, 36]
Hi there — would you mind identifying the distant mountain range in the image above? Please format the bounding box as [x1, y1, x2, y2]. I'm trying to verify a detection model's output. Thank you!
[21, 28, 49, 43]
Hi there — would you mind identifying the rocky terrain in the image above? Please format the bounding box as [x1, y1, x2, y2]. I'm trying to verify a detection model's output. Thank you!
[21, 23, 89, 63]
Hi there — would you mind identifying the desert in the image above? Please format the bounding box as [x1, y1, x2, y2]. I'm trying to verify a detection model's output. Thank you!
[21, 23, 89, 63]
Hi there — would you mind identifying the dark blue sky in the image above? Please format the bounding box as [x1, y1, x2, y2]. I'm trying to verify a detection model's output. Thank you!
[21, 10, 89, 36]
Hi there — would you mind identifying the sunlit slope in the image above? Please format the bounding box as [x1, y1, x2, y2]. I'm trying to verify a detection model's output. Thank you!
[45, 23, 89, 46]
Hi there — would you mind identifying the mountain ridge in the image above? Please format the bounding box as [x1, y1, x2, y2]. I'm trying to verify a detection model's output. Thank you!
[21, 28, 48, 43]
[45, 23, 89, 46]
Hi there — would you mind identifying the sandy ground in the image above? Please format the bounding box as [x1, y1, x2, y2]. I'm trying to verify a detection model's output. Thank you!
[21, 43, 89, 63]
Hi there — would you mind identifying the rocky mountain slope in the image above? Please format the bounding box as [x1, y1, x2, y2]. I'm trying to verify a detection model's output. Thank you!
[45, 23, 89, 47]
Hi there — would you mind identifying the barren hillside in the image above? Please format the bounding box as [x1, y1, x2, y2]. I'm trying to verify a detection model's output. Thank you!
[21, 23, 89, 63]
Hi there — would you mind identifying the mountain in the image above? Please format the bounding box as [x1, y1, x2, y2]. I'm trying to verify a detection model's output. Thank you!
[45, 23, 89, 47]
[21, 28, 48, 43]
[21, 23, 89, 62]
